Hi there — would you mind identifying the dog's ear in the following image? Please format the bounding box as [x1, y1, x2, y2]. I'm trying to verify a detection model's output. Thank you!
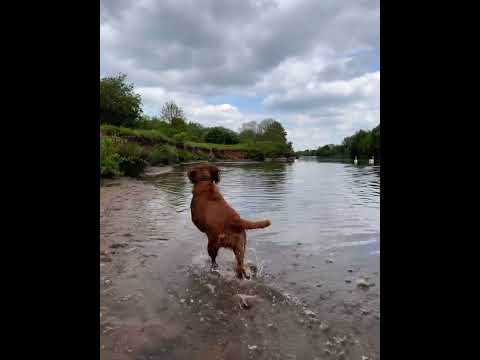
[209, 165, 220, 183]
[187, 169, 197, 183]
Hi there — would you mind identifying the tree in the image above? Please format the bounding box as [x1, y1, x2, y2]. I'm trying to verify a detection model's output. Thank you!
[186, 122, 207, 142]
[161, 101, 186, 124]
[258, 119, 275, 135]
[370, 124, 380, 159]
[259, 119, 287, 143]
[240, 121, 259, 134]
[239, 129, 256, 143]
[100, 74, 143, 127]
[204, 127, 240, 144]
[296, 123, 380, 160]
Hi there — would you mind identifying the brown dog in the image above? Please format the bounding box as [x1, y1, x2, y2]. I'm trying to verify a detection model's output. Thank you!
[188, 164, 271, 279]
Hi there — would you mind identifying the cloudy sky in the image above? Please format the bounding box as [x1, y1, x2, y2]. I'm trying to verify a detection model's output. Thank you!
[100, 0, 379, 150]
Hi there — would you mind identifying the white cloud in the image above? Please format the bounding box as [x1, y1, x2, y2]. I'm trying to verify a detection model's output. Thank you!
[136, 87, 252, 129]
[101, 0, 380, 148]
[263, 70, 379, 110]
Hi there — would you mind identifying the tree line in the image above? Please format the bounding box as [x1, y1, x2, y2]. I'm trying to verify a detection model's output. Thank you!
[296, 124, 380, 161]
[100, 74, 293, 154]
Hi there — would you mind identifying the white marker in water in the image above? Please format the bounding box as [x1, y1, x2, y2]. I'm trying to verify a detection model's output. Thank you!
[354, 156, 358, 165]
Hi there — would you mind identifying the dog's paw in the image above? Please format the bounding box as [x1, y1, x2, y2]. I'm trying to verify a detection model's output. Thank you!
[210, 266, 221, 276]
[243, 268, 252, 280]
[247, 263, 258, 276]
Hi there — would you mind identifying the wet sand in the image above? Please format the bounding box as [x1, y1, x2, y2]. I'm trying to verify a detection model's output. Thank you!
[100, 176, 379, 360]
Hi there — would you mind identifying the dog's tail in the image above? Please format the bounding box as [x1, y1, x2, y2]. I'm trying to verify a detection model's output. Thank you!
[236, 218, 271, 230]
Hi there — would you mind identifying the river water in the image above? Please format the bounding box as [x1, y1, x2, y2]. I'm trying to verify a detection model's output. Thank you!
[150, 158, 379, 274]
[100, 158, 380, 359]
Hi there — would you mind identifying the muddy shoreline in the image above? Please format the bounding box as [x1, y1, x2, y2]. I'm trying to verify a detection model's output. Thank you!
[100, 174, 379, 360]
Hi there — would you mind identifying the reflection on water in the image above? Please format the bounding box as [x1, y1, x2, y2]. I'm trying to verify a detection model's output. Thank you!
[146, 159, 380, 255]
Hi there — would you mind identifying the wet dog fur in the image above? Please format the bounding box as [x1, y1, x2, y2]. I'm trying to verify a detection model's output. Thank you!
[188, 164, 271, 279]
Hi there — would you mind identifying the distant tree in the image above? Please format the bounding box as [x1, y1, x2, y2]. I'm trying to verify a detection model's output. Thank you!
[135, 114, 152, 129]
[287, 141, 294, 155]
[339, 125, 380, 159]
[296, 123, 380, 160]
[185, 122, 207, 142]
[240, 121, 259, 134]
[348, 130, 370, 157]
[258, 119, 275, 135]
[317, 145, 333, 156]
[204, 127, 240, 144]
[100, 74, 142, 127]
[239, 129, 257, 143]
[259, 119, 287, 143]
[161, 101, 186, 124]
[370, 124, 380, 159]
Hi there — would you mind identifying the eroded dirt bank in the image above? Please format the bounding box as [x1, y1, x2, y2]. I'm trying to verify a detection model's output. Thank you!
[100, 176, 379, 360]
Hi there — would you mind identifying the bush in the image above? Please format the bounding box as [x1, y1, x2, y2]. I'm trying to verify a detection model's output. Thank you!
[204, 127, 240, 144]
[247, 149, 265, 161]
[100, 124, 174, 145]
[115, 142, 149, 177]
[148, 145, 178, 165]
[173, 132, 189, 143]
[100, 138, 121, 177]
[239, 129, 256, 144]
[177, 149, 195, 162]
[100, 74, 143, 127]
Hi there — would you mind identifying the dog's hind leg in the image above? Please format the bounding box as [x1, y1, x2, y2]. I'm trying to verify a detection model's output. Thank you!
[233, 233, 250, 279]
[207, 238, 219, 270]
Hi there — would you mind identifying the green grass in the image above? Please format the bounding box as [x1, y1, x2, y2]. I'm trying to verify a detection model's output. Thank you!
[100, 124, 294, 178]
[100, 137, 121, 177]
[101, 124, 263, 151]
[100, 124, 174, 144]
[184, 141, 250, 151]
[147, 144, 179, 165]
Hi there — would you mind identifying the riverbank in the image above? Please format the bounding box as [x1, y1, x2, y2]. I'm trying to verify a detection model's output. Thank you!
[100, 166, 379, 360]
[100, 125, 295, 179]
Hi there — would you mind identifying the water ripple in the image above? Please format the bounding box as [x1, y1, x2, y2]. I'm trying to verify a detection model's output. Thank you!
[146, 160, 380, 253]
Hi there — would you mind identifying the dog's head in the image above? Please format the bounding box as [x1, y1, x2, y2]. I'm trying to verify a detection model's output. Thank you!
[187, 164, 220, 184]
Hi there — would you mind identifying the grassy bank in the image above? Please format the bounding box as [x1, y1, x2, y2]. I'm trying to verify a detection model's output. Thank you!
[100, 125, 294, 178]
[100, 75, 296, 178]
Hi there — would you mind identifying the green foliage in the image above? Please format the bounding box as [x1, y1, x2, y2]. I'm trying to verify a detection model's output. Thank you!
[296, 124, 380, 161]
[239, 119, 291, 157]
[239, 129, 256, 144]
[135, 113, 207, 143]
[316, 144, 345, 157]
[100, 74, 143, 127]
[258, 119, 287, 143]
[100, 137, 121, 177]
[99, 74, 296, 170]
[370, 124, 380, 160]
[185, 122, 207, 142]
[171, 117, 187, 132]
[100, 124, 173, 144]
[173, 132, 189, 143]
[247, 149, 265, 161]
[204, 127, 240, 144]
[115, 142, 149, 177]
[177, 150, 192, 162]
[345, 130, 370, 157]
[147, 145, 178, 165]
[177, 149, 203, 162]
